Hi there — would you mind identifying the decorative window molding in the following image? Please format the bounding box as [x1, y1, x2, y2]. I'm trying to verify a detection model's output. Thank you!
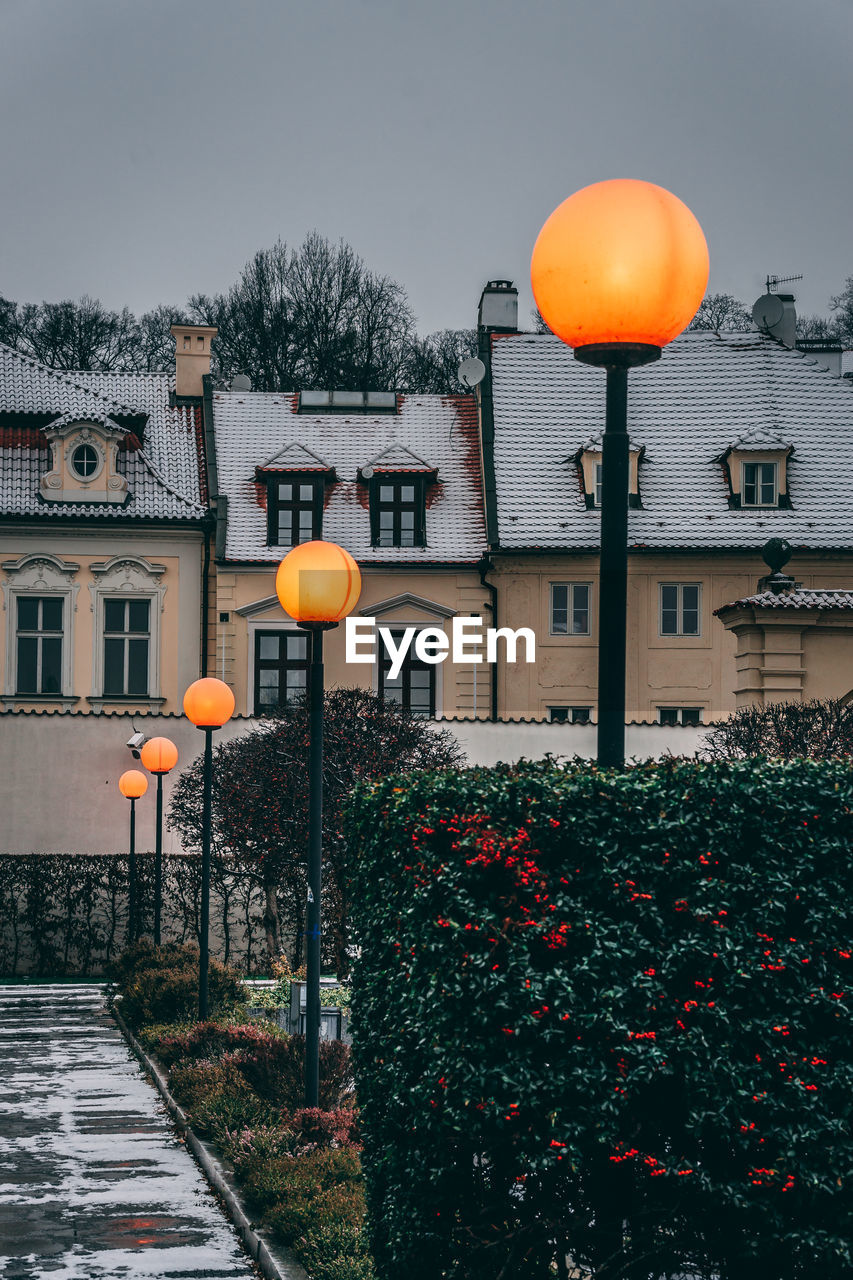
[2, 553, 80, 705]
[574, 434, 644, 509]
[88, 556, 166, 707]
[718, 430, 793, 509]
[39, 418, 129, 505]
[358, 593, 457, 620]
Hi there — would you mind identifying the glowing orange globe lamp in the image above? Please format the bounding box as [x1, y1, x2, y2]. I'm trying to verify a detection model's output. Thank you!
[119, 769, 148, 799]
[140, 736, 179, 774]
[182, 677, 234, 1017]
[140, 737, 179, 945]
[118, 769, 148, 943]
[275, 539, 362, 624]
[531, 180, 708, 770]
[275, 538, 361, 1108]
[531, 179, 709, 359]
[183, 677, 235, 729]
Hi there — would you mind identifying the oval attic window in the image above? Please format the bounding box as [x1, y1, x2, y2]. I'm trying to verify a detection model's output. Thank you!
[71, 443, 99, 479]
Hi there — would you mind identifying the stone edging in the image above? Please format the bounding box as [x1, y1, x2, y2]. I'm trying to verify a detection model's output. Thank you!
[111, 1003, 309, 1280]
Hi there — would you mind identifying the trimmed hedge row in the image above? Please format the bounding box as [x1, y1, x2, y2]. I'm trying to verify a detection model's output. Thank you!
[346, 757, 853, 1280]
[0, 853, 271, 977]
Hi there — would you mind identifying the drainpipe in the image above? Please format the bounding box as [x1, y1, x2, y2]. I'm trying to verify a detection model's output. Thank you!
[201, 518, 212, 677]
[479, 556, 499, 721]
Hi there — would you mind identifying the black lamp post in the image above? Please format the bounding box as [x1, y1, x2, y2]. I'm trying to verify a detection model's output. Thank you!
[139, 736, 179, 945]
[118, 769, 148, 942]
[275, 539, 362, 1107]
[531, 179, 709, 765]
[182, 678, 235, 1018]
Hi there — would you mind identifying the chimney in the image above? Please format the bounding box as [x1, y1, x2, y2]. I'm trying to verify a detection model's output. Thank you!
[478, 280, 518, 333]
[171, 324, 218, 398]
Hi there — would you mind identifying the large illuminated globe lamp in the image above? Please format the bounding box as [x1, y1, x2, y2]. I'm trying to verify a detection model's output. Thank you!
[183, 676, 235, 1018]
[531, 180, 708, 768]
[276, 538, 361, 1108]
[119, 769, 148, 799]
[275, 539, 362, 624]
[531, 178, 709, 362]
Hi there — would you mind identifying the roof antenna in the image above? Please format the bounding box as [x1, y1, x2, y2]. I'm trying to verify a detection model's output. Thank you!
[765, 273, 803, 294]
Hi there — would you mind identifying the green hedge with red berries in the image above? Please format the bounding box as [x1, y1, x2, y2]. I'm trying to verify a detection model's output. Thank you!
[346, 757, 852, 1280]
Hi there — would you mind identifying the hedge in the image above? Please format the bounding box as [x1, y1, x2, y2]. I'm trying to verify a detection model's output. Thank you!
[0, 852, 271, 977]
[346, 757, 853, 1280]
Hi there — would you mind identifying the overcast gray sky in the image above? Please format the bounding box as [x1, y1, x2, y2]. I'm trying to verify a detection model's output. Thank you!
[1, 0, 850, 335]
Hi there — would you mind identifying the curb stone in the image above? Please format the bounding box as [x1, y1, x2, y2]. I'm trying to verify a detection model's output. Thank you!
[111, 1003, 310, 1280]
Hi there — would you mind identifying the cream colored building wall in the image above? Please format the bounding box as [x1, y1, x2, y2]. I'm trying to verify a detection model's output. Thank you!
[491, 552, 853, 722]
[802, 626, 853, 701]
[0, 528, 204, 714]
[216, 564, 491, 717]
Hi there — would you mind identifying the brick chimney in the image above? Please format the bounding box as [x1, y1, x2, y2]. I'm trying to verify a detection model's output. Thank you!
[171, 324, 217, 398]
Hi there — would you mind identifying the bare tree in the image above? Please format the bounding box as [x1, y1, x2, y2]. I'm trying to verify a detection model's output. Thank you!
[137, 304, 191, 372]
[689, 292, 752, 333]
[828, 275, 853, 345]
[702, 698, 853, 760]
[401, 328, 478, 393]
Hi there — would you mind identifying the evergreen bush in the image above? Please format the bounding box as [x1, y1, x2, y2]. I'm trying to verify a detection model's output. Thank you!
[347, 757, 852, 1280]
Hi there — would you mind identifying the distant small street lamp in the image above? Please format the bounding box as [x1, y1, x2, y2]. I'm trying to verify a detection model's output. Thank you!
[531, 179, 708, 766]
[118, 769, 148, 943]
[139, 736, 179, 946]
[275, 539, 361, 1107]
[183, 677, 235, 1018]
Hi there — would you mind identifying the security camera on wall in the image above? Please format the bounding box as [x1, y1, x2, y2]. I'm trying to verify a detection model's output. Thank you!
[127, 732, 146, 758]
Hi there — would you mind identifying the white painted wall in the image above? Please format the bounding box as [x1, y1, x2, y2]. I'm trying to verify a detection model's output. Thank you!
[0, 712, 709, 856]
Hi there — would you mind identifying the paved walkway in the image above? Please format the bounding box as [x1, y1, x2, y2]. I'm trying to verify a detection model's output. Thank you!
[0, 985, 258, 1279]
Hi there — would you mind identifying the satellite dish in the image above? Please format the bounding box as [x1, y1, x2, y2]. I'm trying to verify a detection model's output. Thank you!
[230, 373, 252, 391]
[361, 466, 375, 480]
[457, 356, 486, 389]
[752, 293, 784, 334]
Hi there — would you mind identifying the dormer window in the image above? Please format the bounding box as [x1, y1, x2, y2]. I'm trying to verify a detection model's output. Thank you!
[742, 460, 777, 507]
[372, 477, 425, 548]
[720, 431, 792, 509]
[39, 418, 128, 505]
[267, 475, 324, 547]
[576, 436, 643, 509]
[361, 444, 436, 549]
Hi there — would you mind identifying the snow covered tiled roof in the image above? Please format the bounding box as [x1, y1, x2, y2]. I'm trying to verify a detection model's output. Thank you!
[0, 345, 206, 521]
[716, 588, 853, 612]
[213, 391, 484, 563]
[490, 330, 853, 550]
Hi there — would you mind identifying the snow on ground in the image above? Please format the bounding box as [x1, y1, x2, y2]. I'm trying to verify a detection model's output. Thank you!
[0, 985, 257, 1279]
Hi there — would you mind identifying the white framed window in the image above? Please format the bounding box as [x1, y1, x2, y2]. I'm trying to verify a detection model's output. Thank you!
[2, 554, 80, 705]
[741, 461, 778, 507]
[551, 583, 591, 636]
[88, 556, 166, 707]
[548, 706, 591, 724]
[658, 706, 703, 727]
[594, 462, 603, 507]
[659, 583, 701, 637]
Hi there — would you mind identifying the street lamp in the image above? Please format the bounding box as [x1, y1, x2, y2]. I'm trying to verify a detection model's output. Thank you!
[531, 179, 708, 766]
[118, 769, 148, 943]
[275, 539, 361, 1107]
[139, 736, 179, 945]
[183, 677, 235, 1018]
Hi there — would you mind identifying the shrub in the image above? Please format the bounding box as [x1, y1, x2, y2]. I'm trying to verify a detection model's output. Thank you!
[291, 1107, 359, 1149]
[109, 939, 243, 1030]
[148, 1018, 287, 1068]
[236, 1034, 353, 1111]
[347, 757, 853, 1280]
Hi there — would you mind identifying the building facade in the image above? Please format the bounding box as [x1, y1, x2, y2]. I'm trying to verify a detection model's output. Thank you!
[208, 386, 490, 718]
[476, 285, 853, 723]
[0, 335, 212, 714]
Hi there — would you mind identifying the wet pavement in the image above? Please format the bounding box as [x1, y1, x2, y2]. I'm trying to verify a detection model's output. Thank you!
[0, 985, 258, 1279]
